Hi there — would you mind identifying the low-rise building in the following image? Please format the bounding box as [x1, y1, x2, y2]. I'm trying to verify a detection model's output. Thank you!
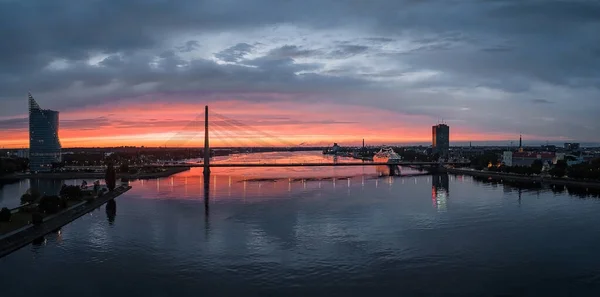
[564, 143, 581, 151]
[502, 151, 513, 166]
[502, 151, 559, 167]
[9, 149, 29, 158]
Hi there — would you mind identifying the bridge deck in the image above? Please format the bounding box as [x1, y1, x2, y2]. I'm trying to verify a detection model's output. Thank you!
[148, 162, 468, 168]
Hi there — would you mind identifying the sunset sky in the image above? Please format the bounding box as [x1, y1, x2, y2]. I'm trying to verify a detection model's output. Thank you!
[1, 0, 599, 148]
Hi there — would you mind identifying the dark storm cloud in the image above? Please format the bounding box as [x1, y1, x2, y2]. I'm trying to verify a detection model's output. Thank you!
[326, 45, 370, 59]
[1, 0, 599, 140]
[531, 99, 553, 104]
[2, 0, 599, 92]
[176, 40, 200, 53]
[267, 45, 320, 59]
[0, 116, 112, 131]
[363, 37, 394, 43]
[0, 118, 27, 130]
[214, 43, 255, 63]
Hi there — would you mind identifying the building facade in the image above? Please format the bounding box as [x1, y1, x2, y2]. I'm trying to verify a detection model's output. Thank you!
[564, 143, 580, 151]
[432, 124, 450, 157]
[29, 93, 61, 172]
[502, 151, 560, 167]
[15, 149, 29, 158]
[502, 151, 513, 166]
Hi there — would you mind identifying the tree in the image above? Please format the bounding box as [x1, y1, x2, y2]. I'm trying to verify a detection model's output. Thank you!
[531, 160, 544, 174]
[21, 188, 41, 204]
[119, 163, 129, 173]
[38, 195, 61, 214]
[60, 185, 83, 201]
[105, 163, 117, 191]
[93, 180, 100, 193]
[550, 160, 568, 178]
[21, 193, 33, 204]
[0, 207, 11, 222]
[471, 152, 500, 170]
[0, 157, 28, 175]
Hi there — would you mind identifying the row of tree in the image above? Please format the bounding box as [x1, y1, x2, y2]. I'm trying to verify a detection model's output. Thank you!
[472, 152, 600, 180]
[396, 149, 437, 162]
[1, 163, 118, 224]
[0, 157, 29, 176]
[565, 159, 600, 180]
[470, 152, 502, 170]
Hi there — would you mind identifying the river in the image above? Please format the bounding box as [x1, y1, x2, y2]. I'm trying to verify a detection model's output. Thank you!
[1, 151, 600, 296]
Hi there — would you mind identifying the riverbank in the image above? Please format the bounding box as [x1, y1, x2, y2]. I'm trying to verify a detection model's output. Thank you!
[447, 168, 600, 189]
[0, 167, 189, 181]
[0, 185, 131, 258]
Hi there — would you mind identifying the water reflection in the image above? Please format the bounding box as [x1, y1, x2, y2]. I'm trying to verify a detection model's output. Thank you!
[1, 178, 103, 208]
[29, 179, 64, 197]
[106, 199, 117, 225]
[204, 172, 210, 235]
[431, 174, 449, 211]
[375, 165, 401, 177]
[5, 153, 600, 296]
[467, 175, 600, 199]
[31, 236, 46, 246]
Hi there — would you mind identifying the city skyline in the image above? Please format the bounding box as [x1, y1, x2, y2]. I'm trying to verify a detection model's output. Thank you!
[1, 1, 599, 147]
[0, 93, 595, 149]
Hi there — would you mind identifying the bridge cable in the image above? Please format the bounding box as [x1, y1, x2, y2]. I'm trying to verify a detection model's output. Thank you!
[211, 114, 281, 147]
[210, 120, 257, 147]
[213, 112, 296, 147]
[163, 113, 205, 147]
[212, 112, 296, 147]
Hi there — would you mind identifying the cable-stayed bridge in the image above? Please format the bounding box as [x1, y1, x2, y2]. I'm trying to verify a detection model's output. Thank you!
[157, 106, 469, 175]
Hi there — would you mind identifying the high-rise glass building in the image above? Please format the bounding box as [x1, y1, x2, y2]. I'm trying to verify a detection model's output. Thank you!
[28, 93, 61, 172]
[432, 124, 450, 157]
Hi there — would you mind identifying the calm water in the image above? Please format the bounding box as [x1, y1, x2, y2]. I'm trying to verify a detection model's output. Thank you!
[2, 151, 600, 296]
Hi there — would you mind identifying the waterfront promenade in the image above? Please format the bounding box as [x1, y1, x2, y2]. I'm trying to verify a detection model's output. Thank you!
[0, 167, 189, 180]
[0, 185, 131, 258]
[447, 168, 600, 189]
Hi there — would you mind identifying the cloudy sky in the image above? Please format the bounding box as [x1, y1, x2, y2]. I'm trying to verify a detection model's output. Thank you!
[1, 0, 599, 148]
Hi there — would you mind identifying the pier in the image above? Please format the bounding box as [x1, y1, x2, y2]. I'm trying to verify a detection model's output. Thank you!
[0, 185, 131, 258]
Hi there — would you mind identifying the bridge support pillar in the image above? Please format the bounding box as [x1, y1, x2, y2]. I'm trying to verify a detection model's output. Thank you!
[388, 165, 400, 176]
[203, 105, 210, 175]
[426, 165, 441, 174]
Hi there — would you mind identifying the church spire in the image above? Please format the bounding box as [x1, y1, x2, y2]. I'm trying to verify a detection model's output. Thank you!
[518, 134, 524, 152]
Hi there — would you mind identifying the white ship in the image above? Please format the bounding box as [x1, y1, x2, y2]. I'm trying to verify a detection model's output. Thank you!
[373, 147, 402, 163]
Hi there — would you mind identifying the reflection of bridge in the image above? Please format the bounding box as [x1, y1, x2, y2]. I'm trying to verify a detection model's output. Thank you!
[149, 162, 468, 168]
[165, 106, 468, 176]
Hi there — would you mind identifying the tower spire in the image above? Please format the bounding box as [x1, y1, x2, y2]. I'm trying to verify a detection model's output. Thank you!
[519, 133, 523, 152]
[203, 105, 210, 175]
[519, 134, 522, 148]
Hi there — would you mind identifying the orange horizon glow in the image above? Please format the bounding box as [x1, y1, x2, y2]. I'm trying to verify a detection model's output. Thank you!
[0, 99, 559, 149]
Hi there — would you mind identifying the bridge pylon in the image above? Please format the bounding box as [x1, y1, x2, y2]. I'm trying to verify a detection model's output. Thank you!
[203, 105, 210, 175]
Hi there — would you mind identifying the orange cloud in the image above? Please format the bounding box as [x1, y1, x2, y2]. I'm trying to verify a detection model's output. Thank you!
[0, 99, 518, 148]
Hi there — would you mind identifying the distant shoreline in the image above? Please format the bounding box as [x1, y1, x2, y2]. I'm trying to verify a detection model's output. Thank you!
[0, 167, 190, 181]
[447, 168, 600, 189]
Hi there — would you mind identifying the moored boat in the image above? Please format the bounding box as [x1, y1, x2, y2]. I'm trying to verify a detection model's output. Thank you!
[373, 147, 402, 163]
